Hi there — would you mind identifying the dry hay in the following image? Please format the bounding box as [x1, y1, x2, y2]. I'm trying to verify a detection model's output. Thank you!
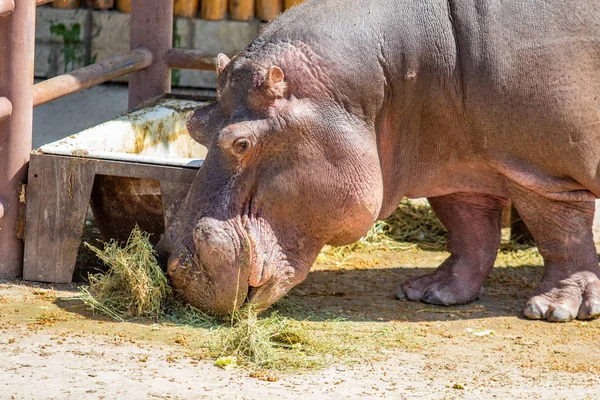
[323, 199, 541, 267]
[218, 306, 323, 369]
[80, 226, 171, 321]
[79, 227, 327, 369]
[322, 199, 447, 260]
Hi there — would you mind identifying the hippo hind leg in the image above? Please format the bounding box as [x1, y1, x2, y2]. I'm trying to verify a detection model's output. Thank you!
[509, 184, 600, 322]
[398, 193, 508, 305]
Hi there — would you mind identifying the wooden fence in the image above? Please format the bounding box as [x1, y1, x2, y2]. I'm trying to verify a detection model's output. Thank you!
[49, 0, 306, 21]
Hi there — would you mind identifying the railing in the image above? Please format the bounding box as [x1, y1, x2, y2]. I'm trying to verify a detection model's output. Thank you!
[167, 49, 225, 72]
[33, 48, 153, 106]
[0, 0, 221, 277]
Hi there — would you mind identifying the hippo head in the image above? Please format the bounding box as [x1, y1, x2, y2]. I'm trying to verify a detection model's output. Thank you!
[157, 52, 384, 316]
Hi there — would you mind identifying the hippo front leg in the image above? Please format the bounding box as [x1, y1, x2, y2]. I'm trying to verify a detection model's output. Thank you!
[509, 184, 600, 322]
[399, 193, 508, 305]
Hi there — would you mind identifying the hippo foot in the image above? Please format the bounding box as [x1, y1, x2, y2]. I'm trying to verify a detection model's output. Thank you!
[523, 271, 600, 322]
[397, 259, 486, 306]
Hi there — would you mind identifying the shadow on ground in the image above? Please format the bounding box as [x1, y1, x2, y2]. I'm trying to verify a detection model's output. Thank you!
[271, 263, 544, 323]
[49, 262, 545, 326]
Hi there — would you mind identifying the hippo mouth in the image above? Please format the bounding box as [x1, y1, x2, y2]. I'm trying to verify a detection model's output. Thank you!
[240, 216, 272, 290]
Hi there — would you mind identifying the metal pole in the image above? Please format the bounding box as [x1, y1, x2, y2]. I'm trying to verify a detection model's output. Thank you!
[34, 48, 153, 107]
[0, 0, 36, 277]
[128, 0, 173, 110]
[166, 49, 221, 71]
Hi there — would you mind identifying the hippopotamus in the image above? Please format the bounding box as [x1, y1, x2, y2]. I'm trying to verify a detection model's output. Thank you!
[156, 0, 600, 322]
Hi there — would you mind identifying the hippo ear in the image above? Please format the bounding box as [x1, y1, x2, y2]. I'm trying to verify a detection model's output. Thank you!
[216, 53, 230, 77]
[187, 103, 217, 146]
[262, 66, 286, 100]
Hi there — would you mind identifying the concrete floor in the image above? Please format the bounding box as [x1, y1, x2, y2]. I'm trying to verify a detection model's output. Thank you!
[33, 82, 128, 149]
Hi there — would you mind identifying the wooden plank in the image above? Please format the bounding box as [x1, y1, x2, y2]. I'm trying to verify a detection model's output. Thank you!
[160, 180, 192, 214]
[159, 180, 192, 232]
[116, 0, 131, 12]
[23, 153, 200, 283]
[174, 0, 199, 18]
[94, 159, 198, 182]
[284, 0, 303, 10]
[200, 0, 227, 20]
[256, 0, 282, 21]
[87, 0, 114, 9]
[229, 0, 254, 21]
[23, 155, 96, 283]
[36, 154, 198, 183]
[51, 0, 80, 8]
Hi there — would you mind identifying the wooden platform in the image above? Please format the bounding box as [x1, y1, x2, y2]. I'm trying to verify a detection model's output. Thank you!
[22, 153, 197, 283]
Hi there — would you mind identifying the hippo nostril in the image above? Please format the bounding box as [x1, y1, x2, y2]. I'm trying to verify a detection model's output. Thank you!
[167, 257, 182, 275]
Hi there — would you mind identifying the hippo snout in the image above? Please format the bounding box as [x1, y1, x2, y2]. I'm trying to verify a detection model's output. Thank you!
[166, 218, 251, 317]
[193, 218, 237, 268]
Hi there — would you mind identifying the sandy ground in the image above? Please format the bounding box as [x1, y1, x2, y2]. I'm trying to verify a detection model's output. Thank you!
[1, 247, 600, 400]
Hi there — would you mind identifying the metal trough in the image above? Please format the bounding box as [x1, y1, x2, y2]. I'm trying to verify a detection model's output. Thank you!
[23, 98, 209, 283]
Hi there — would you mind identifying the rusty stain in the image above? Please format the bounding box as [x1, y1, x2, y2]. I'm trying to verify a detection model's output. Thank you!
[67, 164, 75, 201]
[70, 149, 90, 157]
[127, 112, 205, 158]
[16, 183, 26, 240]
[18, 184, 25, 203]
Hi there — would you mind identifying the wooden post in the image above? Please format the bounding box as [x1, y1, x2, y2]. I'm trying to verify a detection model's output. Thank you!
[256, 0, 281, 21]
[52, 0, 80, 8]
[0, 0, 36, 277]
[116, 0, 130, 13]
[129, 0, 172, 109]
[87, 0, 114, 9]
[200, 0, 226, 20]
[229, 0, 254, 21]
[284, 0, 303, 10]
[174, 0, 199, 18]
[23, 156, 96, 283]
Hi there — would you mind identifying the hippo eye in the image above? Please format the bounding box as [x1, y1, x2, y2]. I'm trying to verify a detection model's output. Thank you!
[233, 138, 251, 155]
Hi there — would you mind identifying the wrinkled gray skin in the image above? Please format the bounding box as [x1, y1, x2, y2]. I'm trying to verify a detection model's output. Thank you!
[156, 0, 600, 322]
